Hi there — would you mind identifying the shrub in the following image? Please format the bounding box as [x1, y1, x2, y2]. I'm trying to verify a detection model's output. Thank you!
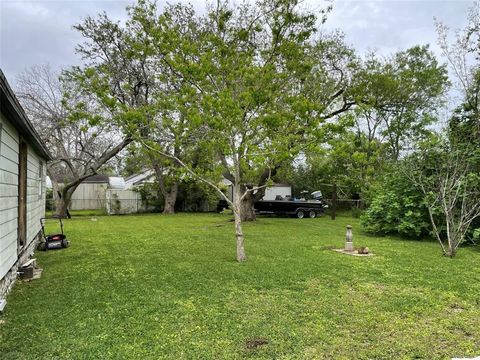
[361, 167, 430, 238]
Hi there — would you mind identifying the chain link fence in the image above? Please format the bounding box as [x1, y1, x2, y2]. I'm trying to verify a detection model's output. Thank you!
[46, 194, 148, 215]
[324, 199, 365, 210]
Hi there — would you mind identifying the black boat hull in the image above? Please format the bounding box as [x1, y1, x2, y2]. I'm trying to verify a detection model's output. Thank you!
[254, 200, 326, 217]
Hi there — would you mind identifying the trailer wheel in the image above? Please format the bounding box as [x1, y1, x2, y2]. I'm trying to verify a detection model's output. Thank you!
[308, 210, 316, 218]
[296, 210, 305, 219]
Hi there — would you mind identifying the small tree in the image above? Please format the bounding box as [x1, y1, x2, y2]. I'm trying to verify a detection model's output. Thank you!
[435, 2, 480, 246]
[406, 138, 480, 257]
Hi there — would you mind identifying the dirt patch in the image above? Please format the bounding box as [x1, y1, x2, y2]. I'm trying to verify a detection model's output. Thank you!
[246, 338, 268, 349]
[449, 303, 465, 313]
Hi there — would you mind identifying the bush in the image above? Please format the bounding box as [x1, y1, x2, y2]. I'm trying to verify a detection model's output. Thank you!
[466, 218, 480, 245]
[361, 167, 430, 238]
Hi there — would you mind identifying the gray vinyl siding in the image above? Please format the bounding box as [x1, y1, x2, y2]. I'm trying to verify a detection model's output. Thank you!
[0, 112, 19, 278]
[0, 112, 47, 280]
[26, 146, 46, 243]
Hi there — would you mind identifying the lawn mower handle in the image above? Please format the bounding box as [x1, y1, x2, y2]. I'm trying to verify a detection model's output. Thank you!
[40, 217, 64, 235]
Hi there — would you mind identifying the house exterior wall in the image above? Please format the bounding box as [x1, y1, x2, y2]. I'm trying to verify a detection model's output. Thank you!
[0, 112, 20, 281]
[0, 111, 47, 298]
[26, 140, 46, 245]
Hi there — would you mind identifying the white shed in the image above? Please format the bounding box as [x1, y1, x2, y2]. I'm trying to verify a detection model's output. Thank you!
[67, 174, 109, 211]
[221, 178, 291, 201]
[108, 176, 126, 190]
[0, 70, 51, 298]
[263, 184, 292, 200]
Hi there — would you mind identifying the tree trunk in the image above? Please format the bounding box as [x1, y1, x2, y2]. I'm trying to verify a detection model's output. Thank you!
[234, 184, 246, 262]
[151, 159, 179, 215]
[163, 182, 178, 214]
[53, 184, 78, 218]
[445, 248, 456, 257]
[54, 195, 70, 218]
[240, 189, 256, 221]
[445, 238, 457, 257]
[446, 226, 459, 258]
[234, 211, 247, 262]
[239, 164, 281, 222]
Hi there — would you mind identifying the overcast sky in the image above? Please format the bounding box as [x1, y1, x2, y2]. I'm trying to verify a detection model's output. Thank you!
[0, 0, 476, 85]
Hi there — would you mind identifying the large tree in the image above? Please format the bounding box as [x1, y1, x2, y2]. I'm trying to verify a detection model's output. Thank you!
[352, 46, 449, 160]
[147, 2, 357, 222]
[16, 65, 131, 217]
[68, 7, 176, 214]
[281, 45, 449, 200]
[71, 5, 211, 215]
[126, 0, 360, 261]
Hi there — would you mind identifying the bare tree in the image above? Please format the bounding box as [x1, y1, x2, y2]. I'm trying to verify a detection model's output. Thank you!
[72, 9, 188, 214]
[16, 65, 131, 217]
[436, 3, 480, 104]
[436, 2, 480, 145]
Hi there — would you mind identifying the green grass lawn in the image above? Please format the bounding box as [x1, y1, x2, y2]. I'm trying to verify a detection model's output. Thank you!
[1, 213, 479, 359]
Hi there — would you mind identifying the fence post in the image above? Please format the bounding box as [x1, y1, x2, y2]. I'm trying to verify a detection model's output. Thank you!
[331, 183, 337, 220]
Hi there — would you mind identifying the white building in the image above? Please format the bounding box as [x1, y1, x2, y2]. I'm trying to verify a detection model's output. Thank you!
[124, 169, 155, 189]
[221, 177, 291, 201]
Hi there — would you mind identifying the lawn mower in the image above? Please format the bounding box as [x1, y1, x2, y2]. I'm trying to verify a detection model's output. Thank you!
[39, 217, 70, 250]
